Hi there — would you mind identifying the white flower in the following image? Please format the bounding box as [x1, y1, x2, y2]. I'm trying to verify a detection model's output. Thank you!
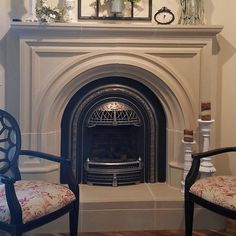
[49, 14, 56, 19]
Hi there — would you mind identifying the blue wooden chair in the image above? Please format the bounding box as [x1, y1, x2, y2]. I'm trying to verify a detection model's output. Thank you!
[185, 147, 236, 236]
[0, 109, 79, 236]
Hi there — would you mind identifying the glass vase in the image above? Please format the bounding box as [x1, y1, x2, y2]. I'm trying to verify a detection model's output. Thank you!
[111, 0, 123, 14]
[179, 0, 205, 25]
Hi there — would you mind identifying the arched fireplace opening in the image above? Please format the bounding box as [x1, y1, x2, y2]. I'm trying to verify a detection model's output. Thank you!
[60, 77, 166, 186]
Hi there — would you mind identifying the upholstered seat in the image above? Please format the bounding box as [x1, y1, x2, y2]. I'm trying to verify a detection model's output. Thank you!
[0, 180, 75, 224]
[190, 176, 236, 211]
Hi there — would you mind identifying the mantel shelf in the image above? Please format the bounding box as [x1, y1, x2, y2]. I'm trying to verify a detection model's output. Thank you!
[11, 22, 223, 38]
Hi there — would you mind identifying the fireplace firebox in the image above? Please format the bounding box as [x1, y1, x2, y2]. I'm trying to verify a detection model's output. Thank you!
[85, 101, 143, 186]
[61, 77, 166, 186]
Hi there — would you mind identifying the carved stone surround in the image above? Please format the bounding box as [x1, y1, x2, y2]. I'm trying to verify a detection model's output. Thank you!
[8, 22, 223, 188]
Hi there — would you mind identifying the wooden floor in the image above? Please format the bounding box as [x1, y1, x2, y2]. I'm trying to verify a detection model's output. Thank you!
[78, 230, 231, 236]
[38, 230, 232, 236]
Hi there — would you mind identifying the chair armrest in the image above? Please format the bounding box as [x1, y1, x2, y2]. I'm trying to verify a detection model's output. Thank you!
[20, 150, 70, 164]
[0, 174, 23, 224]
[185, 146, 236, 191]
[192, 146, 236, 160]
[19, 150, 79, 199]
[0, 174, 16, 184]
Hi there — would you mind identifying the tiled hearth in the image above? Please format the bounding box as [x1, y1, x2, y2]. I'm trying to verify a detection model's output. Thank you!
[7, 22, 223, 233]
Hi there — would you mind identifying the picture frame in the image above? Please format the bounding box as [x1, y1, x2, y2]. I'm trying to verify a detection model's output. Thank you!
[78, 0, 152, 20]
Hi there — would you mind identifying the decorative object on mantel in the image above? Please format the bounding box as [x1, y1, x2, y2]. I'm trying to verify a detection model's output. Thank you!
[198, 103, 216, 178]
[111, 0, 141, 15]
[36, 0, 65, 23]
[181, 130, 195, 194]
[65, 0, 77, 22]
[26, 0, 37, 22]
[154, 7, 175, 25]
[111, 0, 124, 14]
[183, 129, 194, 143]
[79, 0, 152, 20]
[179, 0, 205, 25]
[200, 102, 211, 120]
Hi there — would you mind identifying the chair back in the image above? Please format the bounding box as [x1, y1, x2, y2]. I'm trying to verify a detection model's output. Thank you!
[0, 109, 21, 179]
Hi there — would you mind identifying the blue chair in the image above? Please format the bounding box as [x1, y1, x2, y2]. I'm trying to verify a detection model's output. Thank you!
[0, 109, 79, 236]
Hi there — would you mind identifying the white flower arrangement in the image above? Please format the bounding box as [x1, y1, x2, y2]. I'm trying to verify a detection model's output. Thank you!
[36, 0, 65, 23]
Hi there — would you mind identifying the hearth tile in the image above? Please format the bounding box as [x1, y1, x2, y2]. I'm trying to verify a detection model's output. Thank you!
[154, 208, 185, 230]
[80, 209, 156, 232]
[81, 201, 154, 211]
[153, 204, 225, 230]
[80, 183, 154, 203]
[147, 183, 184, 208]
[80, 183, 184, 210]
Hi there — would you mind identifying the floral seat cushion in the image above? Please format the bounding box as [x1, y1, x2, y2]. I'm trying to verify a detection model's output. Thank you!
[0, 180, 76, 224]
[190, 176, 236, 211]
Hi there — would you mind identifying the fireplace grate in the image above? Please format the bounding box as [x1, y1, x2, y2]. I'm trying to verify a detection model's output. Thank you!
[85, 157, 143, 186]
[87, 102, 141, 127]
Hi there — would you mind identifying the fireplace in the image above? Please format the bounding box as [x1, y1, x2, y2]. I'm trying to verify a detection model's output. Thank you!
[7, 22, 223, 191]
[61, 77, 166, 186]
[5, 21, 223, 233]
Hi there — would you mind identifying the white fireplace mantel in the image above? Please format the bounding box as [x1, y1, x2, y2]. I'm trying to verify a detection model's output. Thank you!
[7, 22, 223, 187]
[11, 22, 223, 37]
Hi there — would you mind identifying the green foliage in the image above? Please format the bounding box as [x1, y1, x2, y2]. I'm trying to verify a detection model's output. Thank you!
[36, 0, 65, 23]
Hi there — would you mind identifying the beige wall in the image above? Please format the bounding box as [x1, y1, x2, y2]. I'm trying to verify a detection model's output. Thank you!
[0, 0, 9, 109]
[205, 0, 236, 174]
[0, 0, 236, 173]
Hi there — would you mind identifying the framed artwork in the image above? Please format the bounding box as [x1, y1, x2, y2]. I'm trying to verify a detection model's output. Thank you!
[78, 0, 152, 20]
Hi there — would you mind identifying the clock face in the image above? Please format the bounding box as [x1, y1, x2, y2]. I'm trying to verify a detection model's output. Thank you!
[154, 7, 175, 25]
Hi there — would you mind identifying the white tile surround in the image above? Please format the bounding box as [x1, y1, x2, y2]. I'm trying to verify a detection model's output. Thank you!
[6, 22, 224, 232]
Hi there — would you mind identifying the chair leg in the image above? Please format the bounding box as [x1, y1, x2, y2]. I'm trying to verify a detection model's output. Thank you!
[13, 233, 22, 236]
[69, 203, 79, 236]
[11, 229, 22, 236]
[185, 194, 194, 236]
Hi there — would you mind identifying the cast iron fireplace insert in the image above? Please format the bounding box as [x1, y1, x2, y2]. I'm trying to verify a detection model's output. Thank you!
[61, 77, 166, 186]
[85, 101, 143, 186]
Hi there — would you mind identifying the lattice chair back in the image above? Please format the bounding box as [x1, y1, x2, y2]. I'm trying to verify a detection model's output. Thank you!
[0, 109, 21, 180]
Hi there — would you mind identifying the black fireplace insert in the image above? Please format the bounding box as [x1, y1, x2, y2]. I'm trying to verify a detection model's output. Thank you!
[61, 77, 166, 186]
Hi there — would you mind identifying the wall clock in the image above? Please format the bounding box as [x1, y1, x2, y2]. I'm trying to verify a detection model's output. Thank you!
[154, 7, 175, 25]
